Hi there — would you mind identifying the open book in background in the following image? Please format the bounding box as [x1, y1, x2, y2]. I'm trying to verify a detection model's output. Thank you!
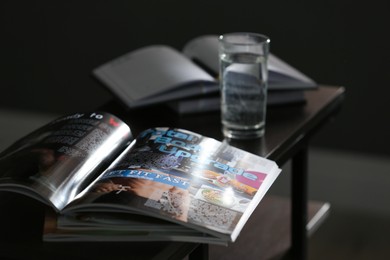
[0, 112, 281, 245]
[92, 34, 317, 112]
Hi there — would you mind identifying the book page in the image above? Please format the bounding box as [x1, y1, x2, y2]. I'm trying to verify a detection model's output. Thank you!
[182, 35, 317, 90]
[0, 112, 132, 211]
[64, 127, 281, 241]
[268, 53, 316, 87]
[182, 35, 220, 75]
[93, 45, 216, 108]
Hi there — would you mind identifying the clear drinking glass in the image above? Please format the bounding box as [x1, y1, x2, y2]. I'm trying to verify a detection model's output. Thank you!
[219, 32, 270, 139]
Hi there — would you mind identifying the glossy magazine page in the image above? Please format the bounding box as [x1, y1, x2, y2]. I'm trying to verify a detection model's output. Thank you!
[0, 112, 131, 211]
[64, 127, 281, 242]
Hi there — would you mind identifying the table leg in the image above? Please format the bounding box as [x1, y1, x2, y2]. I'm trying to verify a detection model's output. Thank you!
[189, 244, 209, 260]
[291, 146, 308, 260]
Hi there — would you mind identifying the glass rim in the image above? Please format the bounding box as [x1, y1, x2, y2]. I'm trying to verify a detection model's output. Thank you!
[219, 32, 270, 45]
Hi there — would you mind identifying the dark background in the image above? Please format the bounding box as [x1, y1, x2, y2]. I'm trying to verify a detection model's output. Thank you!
[1, 0, 389, 156]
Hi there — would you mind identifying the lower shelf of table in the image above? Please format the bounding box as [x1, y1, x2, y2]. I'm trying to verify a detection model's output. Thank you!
[0, 193, 329, 260]
[208, 195, 330, 260]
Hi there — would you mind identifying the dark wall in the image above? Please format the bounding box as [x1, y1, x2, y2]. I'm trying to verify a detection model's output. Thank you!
[1, 0, 389, 156]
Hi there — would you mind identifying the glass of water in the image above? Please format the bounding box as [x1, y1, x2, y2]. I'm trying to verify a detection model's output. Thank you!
[219, 32, 270, 139]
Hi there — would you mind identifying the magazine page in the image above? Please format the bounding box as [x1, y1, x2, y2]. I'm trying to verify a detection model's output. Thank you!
[0, 112, 131, 211]
[64, 127, 281, 242]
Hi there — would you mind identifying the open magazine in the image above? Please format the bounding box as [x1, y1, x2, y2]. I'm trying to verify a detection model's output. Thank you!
[93, 34, 316, 109]
[0, 112, 281, 245]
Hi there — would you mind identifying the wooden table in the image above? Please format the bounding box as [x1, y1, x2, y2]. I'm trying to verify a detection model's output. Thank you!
[0, 85, 345, 260]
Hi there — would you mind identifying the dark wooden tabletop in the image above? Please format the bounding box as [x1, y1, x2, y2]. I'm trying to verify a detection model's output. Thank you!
[106, 85, 345, 165]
